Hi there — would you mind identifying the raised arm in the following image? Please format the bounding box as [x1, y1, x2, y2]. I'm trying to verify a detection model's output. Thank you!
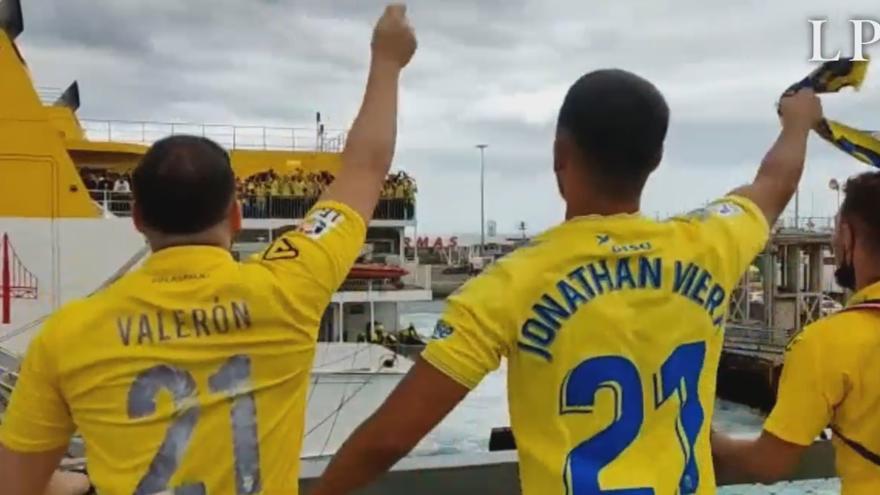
[729, 89, 824, 226]
[319, 4, 417, 223]
[307, 359, 469, 495]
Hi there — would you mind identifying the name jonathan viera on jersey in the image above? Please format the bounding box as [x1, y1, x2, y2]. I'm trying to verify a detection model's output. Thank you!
[518, 254, 727, 362]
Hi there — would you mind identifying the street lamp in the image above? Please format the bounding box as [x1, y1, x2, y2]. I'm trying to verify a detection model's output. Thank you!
[476, 144, 488, 254]
[829, 178, 841, 211]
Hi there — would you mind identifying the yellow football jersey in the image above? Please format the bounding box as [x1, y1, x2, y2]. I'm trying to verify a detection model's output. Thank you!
[765, 281, 880, 495]
[0, 200, 365, 495]
[423, 195, 769, 495]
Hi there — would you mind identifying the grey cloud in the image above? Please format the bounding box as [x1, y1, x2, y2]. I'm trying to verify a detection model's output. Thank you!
[17, 0, 880, 233]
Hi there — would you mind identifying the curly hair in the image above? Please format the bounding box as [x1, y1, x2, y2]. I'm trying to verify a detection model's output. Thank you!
[841, 171, 880, 247]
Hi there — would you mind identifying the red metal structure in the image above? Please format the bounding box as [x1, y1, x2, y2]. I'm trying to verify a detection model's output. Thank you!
[1, 233, 38, 324]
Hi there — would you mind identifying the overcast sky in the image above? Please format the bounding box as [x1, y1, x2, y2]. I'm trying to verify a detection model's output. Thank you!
[20, 0, 880, 235]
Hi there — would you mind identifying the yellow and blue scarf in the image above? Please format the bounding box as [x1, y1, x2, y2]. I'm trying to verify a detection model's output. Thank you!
[784, 58, 880, 168]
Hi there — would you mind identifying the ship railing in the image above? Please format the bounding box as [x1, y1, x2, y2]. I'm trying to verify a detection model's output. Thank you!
[89, 190, 133, 217]
[240, 195, 414, 221]
[37, 86, 64, 105]
[87, 190, 414, 221]
[78, 119, 347, 153]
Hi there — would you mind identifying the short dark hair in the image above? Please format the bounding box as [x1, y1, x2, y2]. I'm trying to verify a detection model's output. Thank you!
[132, 135, 235, 234]
[557, 69, 669, 191]
[841, 171, 880, 247]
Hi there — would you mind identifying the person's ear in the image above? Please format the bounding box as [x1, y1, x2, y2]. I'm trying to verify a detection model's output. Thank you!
[230, 200, 243, 235]
[132, 201, 145, 234]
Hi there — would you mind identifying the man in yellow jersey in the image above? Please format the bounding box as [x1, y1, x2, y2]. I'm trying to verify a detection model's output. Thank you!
[712, 171, 880, 494]
[0, 4, 416, 494]
[308, 73, 823, 495]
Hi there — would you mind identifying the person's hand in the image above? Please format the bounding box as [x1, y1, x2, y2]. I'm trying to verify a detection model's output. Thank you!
[43, 470, 90, 495]
[371, 4, 417, 69]
[778, 88, 824, 131]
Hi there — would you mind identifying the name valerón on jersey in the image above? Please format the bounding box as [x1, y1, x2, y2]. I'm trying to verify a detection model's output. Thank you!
[518, 255, 727, 361]
[116, 298, 253, 346]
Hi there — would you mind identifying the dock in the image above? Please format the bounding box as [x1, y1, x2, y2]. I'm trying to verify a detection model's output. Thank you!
[719, 225, 838, 409]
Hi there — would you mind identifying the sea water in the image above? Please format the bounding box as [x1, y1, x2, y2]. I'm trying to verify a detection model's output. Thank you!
[399, 301, 840, 495]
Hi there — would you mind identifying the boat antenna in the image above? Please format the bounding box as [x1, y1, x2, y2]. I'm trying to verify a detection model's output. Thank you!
[53, 81, 81, 111]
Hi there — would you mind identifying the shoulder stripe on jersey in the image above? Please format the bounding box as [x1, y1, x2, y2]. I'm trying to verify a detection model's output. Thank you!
[842, 299, 880, 313]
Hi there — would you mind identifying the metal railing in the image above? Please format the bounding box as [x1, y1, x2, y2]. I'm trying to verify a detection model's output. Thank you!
[35, 85, 348, 152]
[36, 86, 64, 105]
[78, 119, 347, 152]
[88, 191, 415, 221]
[723, 324, 792, 362]
[774, 216, 835, 232]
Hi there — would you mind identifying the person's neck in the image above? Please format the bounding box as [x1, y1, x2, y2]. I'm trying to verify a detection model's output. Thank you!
[851, 246, 880, 293]
[565, 193, 641, 220]
[147, 232, 229, 253]
[854, 266, 880, 294]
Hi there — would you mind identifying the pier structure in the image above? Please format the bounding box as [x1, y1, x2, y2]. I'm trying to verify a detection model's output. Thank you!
[720, 225, 837, 408]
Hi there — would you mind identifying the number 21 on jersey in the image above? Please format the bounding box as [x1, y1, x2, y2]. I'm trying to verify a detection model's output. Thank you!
[127, 355, 260, 495]
[561, 342, 706, 495]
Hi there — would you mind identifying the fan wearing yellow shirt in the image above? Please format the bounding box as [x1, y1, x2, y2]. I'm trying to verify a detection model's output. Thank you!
[308, 79, 824, 495]
[712, 171, 880, 495]
[0, 4, 416, 495]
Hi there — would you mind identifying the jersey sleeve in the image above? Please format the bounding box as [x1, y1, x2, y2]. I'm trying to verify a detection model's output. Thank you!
[764, 323, 844, 446]
[683, 195, 770, 288]
[0, 331, 74, 452]
[421, 265, 517, 390]
[249, 200, 367, 327]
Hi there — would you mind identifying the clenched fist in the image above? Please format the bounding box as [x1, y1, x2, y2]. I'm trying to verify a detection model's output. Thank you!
[372, 4, 417, 69]
[779, 88, 824, 131]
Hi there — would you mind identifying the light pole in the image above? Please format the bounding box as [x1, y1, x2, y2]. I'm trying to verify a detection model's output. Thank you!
[829, 178, 841, 212]
[476, 144, 488, 254]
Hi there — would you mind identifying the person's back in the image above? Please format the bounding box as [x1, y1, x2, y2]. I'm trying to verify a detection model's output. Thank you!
[713, 172, 880, 494]
[429, 196, 766, 493]
[0, 6, 417, 492]
[306, 68, 823, 495]
[769, 305, 880, 493]
[17, 228, 359, 492]
[0, 136, 368, 493]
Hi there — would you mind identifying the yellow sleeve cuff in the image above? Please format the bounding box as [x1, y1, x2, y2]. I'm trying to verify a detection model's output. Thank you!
[764, 414, 818, 447]
[0, 430, 71, 453]
[421, 344, 481, 390]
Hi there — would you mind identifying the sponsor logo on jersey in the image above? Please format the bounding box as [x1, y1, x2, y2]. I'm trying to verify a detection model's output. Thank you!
[677, 200, 743, 222]
[262, 237, 299, 261]
[706, 201, 743, 217]
[432, 319, 454, 339]
[298, 207, 345, 239]
[596, 234, 611, 245]
[611, 241, 653, 254]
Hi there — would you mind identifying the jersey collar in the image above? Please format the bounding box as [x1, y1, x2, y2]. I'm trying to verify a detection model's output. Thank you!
[847, 279, 880, 306]
[566, 212, 646, 223]
[142, 245, 234, 273]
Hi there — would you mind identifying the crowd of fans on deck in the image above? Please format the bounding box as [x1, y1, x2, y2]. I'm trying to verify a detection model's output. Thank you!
[80, 167, 417, 220]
